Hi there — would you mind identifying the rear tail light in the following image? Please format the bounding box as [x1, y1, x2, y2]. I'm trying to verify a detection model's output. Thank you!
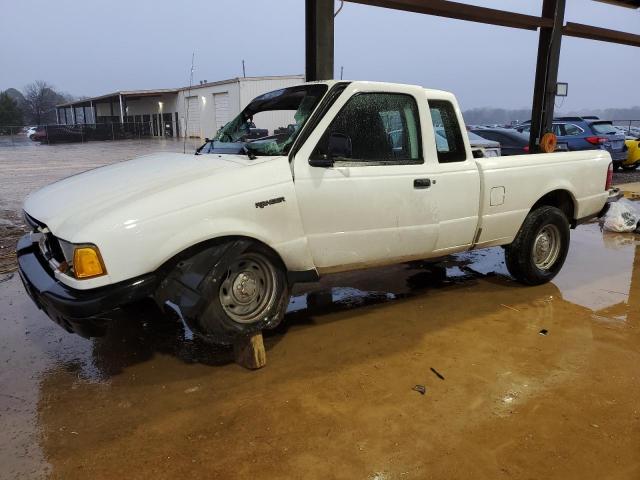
[586, 136, 607, 145]
[523, 145, 530, 152]
[605, 162, 613, 191]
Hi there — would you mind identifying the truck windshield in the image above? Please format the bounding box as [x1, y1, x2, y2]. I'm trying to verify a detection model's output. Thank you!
[196, 84, 328, 157]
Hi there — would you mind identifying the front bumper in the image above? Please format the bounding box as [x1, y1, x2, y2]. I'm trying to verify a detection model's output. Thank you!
[16, 235, 158, 338]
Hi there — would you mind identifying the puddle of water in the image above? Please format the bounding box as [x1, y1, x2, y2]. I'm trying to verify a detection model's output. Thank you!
[2, 221, 640, 479]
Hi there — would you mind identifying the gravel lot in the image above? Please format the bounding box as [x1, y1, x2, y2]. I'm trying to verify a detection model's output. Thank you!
[0, 137, 201, 213]
[613, 167, 640, 184]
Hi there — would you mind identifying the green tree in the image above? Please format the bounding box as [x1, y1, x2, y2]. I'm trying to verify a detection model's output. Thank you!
[0, 91, 24, 131]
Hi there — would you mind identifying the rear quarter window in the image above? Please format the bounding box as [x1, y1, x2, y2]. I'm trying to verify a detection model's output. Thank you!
[428, 100, 467, 163]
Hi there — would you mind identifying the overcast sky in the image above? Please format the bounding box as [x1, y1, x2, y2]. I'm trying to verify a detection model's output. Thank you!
[0, 0, 638, 111]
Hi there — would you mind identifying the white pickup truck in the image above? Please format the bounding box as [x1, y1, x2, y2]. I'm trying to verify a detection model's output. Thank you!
[17, 81, 612, 344]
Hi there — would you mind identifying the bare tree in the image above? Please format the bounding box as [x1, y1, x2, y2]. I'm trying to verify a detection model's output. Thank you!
[23, 80, 61, 125]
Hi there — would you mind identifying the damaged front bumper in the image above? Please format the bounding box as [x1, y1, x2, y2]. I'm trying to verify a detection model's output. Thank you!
[16, 235, 158, 338]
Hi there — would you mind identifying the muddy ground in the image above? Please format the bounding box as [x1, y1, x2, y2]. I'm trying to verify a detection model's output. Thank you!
[1, 140, 640, 479]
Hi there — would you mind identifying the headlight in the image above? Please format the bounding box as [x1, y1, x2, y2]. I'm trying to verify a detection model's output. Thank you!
[58, 240, 107, 279]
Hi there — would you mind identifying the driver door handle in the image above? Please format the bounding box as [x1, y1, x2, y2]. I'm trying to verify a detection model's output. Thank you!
[414, 178, 431, 189]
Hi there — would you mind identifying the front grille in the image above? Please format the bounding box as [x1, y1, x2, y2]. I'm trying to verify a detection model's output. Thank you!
[43, 234, 65, 263]
[24, 212, 66, 264]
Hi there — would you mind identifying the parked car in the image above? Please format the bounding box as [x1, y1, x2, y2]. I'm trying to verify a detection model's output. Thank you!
[30, 125, 89, 144]
[517, 117, 628, 169]
[467, 131, 501, 157]
[18, 81, 611, 346]
[614, 125, 640, 138]
[438, 129, 500, 157]
[29, 126, 47, 142]
[25, 126, 37, 139]
[623, 137, 640, 170]
[470, 128, 530, 155]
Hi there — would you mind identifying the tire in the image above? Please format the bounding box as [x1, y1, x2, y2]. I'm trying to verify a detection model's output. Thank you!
[504, 206, 570, 286]
[176, 242, 289, 345]
[622, 164, 638, 171]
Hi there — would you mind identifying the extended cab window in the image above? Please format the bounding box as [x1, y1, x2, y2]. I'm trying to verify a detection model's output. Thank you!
[312, 93, 422, 164]
[428, 100, 466, 163]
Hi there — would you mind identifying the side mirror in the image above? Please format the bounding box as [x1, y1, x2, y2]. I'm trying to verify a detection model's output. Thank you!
[309, 132, 352, 168]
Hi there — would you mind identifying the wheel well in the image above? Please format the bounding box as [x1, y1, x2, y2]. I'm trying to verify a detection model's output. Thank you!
[157, 235, 287, 275]
[531, 190, 576, 226]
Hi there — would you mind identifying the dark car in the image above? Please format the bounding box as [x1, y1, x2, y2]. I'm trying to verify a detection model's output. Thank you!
[470, 128, 530, 156]
[517, 117, 628, 168]
[30, 126, 48, 142]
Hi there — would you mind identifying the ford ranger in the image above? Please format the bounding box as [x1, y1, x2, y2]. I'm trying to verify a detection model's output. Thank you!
[17, 81, 612, 344]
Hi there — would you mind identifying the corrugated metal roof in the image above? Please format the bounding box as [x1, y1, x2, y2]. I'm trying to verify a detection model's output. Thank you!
[56, 75, 304, 108]
[56, 89, 180, 107]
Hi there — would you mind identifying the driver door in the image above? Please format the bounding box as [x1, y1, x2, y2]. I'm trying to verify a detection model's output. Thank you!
[292, 84, 440, 273]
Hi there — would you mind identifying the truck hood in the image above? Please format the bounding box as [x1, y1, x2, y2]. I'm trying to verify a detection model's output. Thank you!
[23, 152, 259, 237]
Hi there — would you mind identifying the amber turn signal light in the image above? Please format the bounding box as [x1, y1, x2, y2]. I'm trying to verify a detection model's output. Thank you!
[73, 246, 106, 279]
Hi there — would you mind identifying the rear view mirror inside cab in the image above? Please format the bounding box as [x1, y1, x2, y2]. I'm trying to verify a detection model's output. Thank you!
[328, 132, 352, 159]
[309, 131, 353, 167]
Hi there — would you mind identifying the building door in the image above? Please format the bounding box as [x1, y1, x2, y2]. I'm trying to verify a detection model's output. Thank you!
[213, 92, 229, 134]
[152, 114, 159, 136]
[162, 113, 173, 137]
[186, 96, 201, 138]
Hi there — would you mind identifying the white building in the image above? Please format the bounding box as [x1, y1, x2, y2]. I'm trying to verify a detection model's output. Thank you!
[56, 75, 305, 140]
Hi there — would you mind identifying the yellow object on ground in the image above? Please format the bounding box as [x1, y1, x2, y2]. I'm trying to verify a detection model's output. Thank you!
[622, 138, 640, 170]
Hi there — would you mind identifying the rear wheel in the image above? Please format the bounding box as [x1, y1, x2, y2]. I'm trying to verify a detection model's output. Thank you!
[505, 206, 570, 285]
[622, 164, 639, 171]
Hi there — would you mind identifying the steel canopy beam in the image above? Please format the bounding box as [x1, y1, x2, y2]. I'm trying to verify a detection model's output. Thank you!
[345, 0, 553, 30]
[564, 22, 640, 47]
[305, 0, 335, 81]
[529, 0, 566, 153]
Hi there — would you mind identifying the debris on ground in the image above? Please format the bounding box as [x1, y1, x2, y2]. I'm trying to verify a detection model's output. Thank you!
[500, 303, 520, 312]
[539, 329, 549, 336]
[430, 367, 445, 380]
[412, 384, 426, 395]
[602, 199, 639, 233]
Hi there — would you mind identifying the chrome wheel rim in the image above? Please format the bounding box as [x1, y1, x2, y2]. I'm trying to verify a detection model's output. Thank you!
[219, 253, 278, 324]
[532, 224, 561, 270]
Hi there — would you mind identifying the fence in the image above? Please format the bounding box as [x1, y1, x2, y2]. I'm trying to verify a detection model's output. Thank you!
[0, 122, 165, 146]
[613, 120, 640, 137]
